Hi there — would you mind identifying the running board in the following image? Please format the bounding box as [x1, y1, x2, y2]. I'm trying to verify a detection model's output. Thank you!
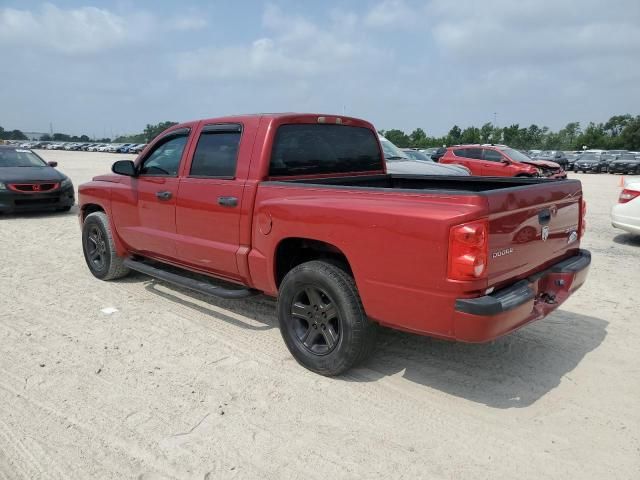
[123, 259, 259, 299]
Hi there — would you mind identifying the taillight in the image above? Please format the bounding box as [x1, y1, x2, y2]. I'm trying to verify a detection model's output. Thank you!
[619, 189, 640, 204]
[580, 199, 587, 237]
[448, 219, 488, 281]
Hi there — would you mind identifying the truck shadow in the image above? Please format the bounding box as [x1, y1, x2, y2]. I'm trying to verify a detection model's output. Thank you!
[348, 310, 607, 409]
[142, 279, 277, 332]
[136, 275, 606, 409]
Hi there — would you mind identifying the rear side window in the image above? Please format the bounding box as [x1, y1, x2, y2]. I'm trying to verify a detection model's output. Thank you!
[190, 125, 241, 178]
[453, 148, 467, 158]
[454, 148, 482, 159]
[269, 124, 382, 176]
[483, 149, 504, 162]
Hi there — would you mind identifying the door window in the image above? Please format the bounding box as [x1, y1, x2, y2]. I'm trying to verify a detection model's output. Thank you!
[483, 149, 505, 162]
[139, 134, 189, 176]
[454, 148, 482, 159]
[189, 125, 241, 178]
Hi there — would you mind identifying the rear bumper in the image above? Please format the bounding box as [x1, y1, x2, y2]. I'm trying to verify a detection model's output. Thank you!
[453, 249, 591, 342]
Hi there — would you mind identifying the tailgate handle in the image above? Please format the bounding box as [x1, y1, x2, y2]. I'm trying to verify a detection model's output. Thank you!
[538, 209, 551, 225]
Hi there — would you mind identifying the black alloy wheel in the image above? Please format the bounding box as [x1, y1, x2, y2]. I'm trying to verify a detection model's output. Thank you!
[85, 224, 107, 271]
[290, 286, 341, 355]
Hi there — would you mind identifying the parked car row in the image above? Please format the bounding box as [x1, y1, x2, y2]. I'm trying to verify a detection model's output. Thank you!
[570, 150, 640, 174]
[10, 141, 147, 154]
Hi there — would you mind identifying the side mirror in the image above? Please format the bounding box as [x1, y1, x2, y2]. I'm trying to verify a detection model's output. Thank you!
[47, 161, 58, 167]
[112, 160, 137, 176]
[501, 159, 510, 165]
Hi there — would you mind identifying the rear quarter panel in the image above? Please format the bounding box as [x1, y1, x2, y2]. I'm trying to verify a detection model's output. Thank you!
[249, 183, 488, 337]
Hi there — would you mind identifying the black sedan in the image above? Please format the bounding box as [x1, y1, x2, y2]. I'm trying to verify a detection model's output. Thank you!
[573, 153, 608, 173]
[0, 146, 75, 214]
[608, 153, 640, 174]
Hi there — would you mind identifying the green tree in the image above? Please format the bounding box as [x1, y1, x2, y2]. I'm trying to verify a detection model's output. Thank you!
[143, 121, 179, 141]
[409, 128, 428, 148]
[620, 116, 640, 150]
[9, 130, 28, 140]
[52, 133, 71, 141]
[447, 125, 462, 145]
[460, 126, 480, 144]
[576, 122, 608, 150]
[384, 129, 410, 147]
[604, 114, 632, 137]
[479, 123, 493, 143]
[40, 133, 52, 141]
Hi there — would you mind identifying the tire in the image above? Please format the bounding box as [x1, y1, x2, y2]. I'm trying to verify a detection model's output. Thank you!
[82, 211, 130, 280]
[277, 260, 377, 376]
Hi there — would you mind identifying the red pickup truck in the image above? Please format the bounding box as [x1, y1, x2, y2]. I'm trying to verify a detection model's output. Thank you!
[78, 113, 590, 375]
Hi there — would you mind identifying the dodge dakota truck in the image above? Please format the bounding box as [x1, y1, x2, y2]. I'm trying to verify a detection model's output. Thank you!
[78, 113, 590, 375]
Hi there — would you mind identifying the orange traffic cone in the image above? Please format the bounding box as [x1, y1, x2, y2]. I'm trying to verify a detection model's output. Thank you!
[619, 175, 625, 187]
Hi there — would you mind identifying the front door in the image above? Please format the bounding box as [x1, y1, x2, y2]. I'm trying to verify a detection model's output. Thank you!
[481, 148, 511, 176]
[114, 131, 190, 259]
[175, 123, 245, 278]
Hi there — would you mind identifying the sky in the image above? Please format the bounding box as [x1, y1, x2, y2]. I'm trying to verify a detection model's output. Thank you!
[0, 0, 639, 138]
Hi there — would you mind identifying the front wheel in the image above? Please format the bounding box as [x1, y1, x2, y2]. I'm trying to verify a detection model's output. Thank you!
[277, 261, 377, 376]
[82, 211, 130, 280]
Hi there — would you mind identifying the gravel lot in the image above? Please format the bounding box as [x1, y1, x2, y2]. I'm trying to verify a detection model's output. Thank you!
[1, 150, 639, 479]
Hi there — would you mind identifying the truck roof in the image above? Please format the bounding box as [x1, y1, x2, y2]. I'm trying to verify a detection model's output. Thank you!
[170, 113, 375, 131]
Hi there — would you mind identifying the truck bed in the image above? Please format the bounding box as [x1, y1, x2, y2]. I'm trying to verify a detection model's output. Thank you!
[261, 173, 584, 294]
[268, 173, 574, 193]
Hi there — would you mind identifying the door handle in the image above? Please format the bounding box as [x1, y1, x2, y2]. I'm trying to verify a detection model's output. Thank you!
[156, 191, 172, 201]
[218, 196, 238, 207]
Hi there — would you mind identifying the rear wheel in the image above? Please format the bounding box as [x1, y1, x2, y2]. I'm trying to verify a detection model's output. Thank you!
[277, 260, 377, 376]
[82, 212, 130, 280]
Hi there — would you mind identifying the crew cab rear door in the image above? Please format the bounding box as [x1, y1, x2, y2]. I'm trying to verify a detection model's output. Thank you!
[174, 123, 250, 279]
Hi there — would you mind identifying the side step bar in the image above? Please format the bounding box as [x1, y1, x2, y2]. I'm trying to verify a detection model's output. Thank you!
[124, 259, 259, 299]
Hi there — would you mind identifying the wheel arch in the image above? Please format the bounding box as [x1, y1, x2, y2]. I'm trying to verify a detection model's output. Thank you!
[274, 237, 353, 288]
[80, 203, 105, 222]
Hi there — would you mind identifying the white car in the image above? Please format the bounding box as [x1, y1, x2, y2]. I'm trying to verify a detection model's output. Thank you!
[611, 180, 640, 235]
[379, 135, 470, 176]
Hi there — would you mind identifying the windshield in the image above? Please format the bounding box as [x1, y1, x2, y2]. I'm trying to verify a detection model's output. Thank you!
[501, 147, 532, 163]
[0, 149, 47, 167]
[620, 154, 636, 160]
[379, 137, 409, 160]
[403, 150, 431, 161]
[579, 154, 597, 160]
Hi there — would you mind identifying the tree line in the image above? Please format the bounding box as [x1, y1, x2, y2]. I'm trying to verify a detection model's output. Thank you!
[3, 115, 640, 150]
[380, 114, 640, 151]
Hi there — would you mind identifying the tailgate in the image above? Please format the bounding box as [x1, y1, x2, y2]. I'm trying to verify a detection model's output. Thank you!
[486, 180, 582, 288]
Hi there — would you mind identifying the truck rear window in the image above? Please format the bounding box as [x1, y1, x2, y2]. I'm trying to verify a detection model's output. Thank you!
[269, 124, 383, 176]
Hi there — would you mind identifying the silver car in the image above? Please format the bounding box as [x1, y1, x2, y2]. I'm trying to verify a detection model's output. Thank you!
[379, 136, 470, 176]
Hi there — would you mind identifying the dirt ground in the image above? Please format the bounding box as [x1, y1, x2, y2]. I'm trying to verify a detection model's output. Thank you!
[1, 150, 638, 479]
